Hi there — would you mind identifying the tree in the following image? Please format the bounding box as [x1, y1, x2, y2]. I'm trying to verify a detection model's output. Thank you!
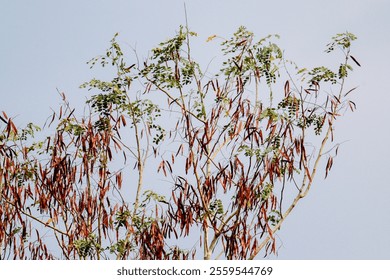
[0, 26, 359, 260]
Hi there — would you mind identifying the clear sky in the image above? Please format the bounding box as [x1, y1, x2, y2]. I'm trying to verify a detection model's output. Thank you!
[1, 0, 390, 259]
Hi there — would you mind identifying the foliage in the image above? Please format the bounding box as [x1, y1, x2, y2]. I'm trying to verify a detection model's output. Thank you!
[0, 26, 359, 259]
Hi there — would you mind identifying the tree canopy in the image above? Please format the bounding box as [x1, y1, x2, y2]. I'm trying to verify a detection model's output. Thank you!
[0, 26, 359, 259]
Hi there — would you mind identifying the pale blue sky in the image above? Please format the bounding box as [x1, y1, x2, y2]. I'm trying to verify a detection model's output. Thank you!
[1, 0, 390, 259]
